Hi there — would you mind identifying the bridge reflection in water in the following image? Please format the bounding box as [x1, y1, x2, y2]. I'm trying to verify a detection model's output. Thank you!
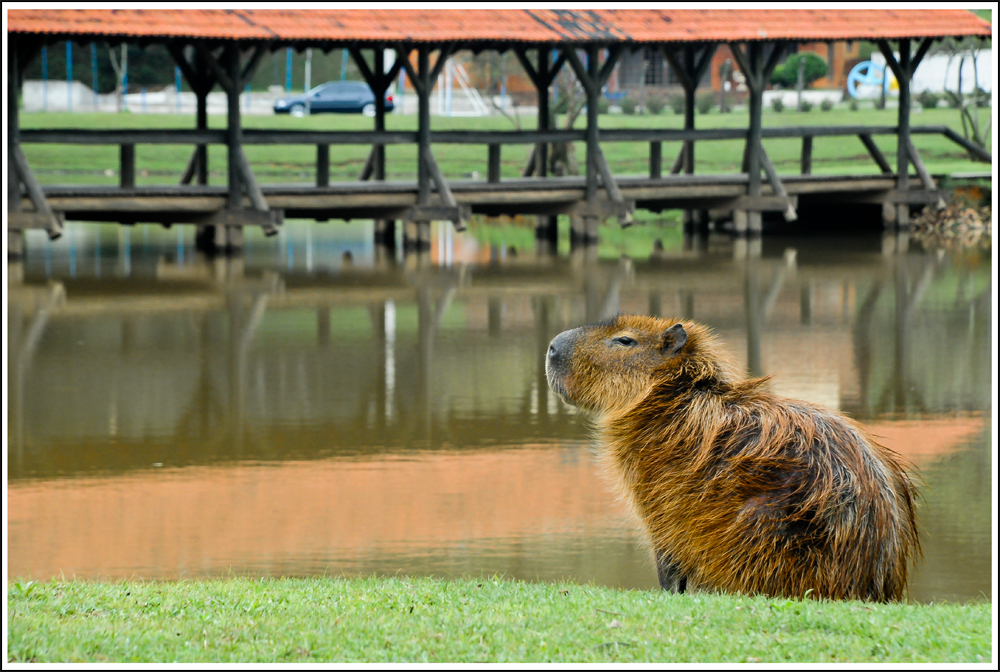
[7, 221, 992, 602]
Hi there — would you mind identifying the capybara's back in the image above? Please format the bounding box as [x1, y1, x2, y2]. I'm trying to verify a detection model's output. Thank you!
[545, 315, 919, 601]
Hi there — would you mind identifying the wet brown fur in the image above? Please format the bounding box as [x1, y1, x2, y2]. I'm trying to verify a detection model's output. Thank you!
[546, 315, 920, 601]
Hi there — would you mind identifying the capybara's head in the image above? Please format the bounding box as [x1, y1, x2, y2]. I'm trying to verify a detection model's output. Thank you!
[545, 315, 733, 416]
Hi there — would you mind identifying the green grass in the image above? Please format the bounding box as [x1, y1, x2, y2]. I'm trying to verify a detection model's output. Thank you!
[6, 576, 992, 663]
[19, 106, 988, 187]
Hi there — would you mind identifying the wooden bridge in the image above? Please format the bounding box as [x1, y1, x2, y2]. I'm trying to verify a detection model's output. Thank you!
[7, 10, 992, 257]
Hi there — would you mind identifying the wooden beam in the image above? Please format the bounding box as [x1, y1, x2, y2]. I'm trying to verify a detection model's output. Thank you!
[165, 43, 208, 94]
[11, 145, 62, 239]
[348, 47, 377, 89]
[875, 40, 904, 83]
[239, 42, 269, 88]
[859, 133, 893, 174]
[428, 44, 455, 85]
[563, 48, 593, 95]
[597, 45, 623, 87]
[661, 47, 693, 90]
[358, 147, 375, 181]
[649, 142, 662, 179]
[316, 144, 330, 187]
[488, 144, 501, 183]
[399, 53, 424, 97]
[194, 42, 235, 93]
[544, 51, 568, 86]
[909, 37, 934, 76]
[513, 47, 541, 88]
[692, 44, 719, 86]
[7, 211, 65, 231]
[758, 145, 797, 221]
[424, 147, 462, 224]
[905, 137, 936, 191]
[120, 144, 135, 189]
[800, 136, 812, 175]
[670, 144, 686, 175]
[941, 127, 992, 162]
[594, 146, 631, 225]
[236, 148, 269, 213]
[728, 43, 757, 91]
[180, 148, 199, 185]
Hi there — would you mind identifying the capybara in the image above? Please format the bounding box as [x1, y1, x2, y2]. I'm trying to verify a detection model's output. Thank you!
[545, 315, 919, 601]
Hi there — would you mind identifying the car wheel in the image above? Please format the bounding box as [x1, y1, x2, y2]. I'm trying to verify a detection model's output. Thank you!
[361, 103, 376, 117]
[290, 104, 306, 118]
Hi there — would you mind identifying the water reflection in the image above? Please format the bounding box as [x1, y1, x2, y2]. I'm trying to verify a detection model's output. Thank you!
[7, 222, 992, 602]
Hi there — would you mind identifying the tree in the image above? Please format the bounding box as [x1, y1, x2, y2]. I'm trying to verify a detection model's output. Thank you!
[936, 34, 991, 160]
[770, 52, 827, 89]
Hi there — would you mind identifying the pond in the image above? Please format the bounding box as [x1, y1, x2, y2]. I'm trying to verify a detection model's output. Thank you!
[7, 220, 992, 604]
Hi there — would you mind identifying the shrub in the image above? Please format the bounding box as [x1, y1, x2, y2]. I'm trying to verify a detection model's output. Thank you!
[917, 90, 940, 110]
[849, 99, 859, 111]
[669, 96, 684, 114]
[799, 100, 813, 112]
[771, 97, 785, 113]
[597, 96, 610, 114]
[770, 52, 828, 89]
[646, 94, 666, 115]
[820, 99, 834, 111]
[696, 94, 714, 114]
[622, 93, 639, 115]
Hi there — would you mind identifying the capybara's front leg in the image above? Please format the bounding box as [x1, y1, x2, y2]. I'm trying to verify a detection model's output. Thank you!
[655, 549, 688, 593]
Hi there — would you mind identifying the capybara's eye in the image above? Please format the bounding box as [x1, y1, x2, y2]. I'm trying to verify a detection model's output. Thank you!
[614, 336, 637, 346]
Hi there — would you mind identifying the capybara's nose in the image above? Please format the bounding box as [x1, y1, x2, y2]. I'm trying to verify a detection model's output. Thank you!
[547, 329, 575, 367]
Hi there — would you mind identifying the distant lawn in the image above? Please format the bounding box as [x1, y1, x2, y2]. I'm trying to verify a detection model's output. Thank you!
[19, 106, 988, 187]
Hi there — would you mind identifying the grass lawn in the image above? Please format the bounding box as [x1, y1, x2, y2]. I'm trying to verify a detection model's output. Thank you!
[6, 576, 992, 663]
[19, 105, 989, 187]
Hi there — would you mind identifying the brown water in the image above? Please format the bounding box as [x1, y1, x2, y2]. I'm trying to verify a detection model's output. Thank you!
[7, 221, 993, 603]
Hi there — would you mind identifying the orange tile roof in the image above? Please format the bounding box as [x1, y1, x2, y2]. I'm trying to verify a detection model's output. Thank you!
[7, 9, 991, 44]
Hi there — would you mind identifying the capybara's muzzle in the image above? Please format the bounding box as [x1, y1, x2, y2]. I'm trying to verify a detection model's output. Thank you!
[545, 327, 581, 402]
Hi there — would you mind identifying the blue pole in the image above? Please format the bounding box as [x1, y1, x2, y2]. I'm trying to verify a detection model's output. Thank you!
[141, 86, 147, 113]
[340, 48, 348, 80]
[42, 46, 48, 111]
[175, 66, 182, 112]
[245, 83, 251, 113]
[66, 42, 73, 112]
[91, 43, 98, 109]
[285, 47, 293, 91]
[122, 51, 128, 111]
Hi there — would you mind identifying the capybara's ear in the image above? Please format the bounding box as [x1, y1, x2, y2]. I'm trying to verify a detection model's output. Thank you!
[661, 324, 687, 356]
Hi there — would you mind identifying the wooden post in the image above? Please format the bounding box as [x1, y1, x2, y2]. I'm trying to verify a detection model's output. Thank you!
[745, 45, 764, 233]
[878, 37, 933, 229]
[8, 36, 23, 258]
[417, 47, 431, 206]
[650, 141, 662, 179]
[800, 136, 813, 175]
[316, 144, 330, 187]
[662, 44, 717, 226]
[730, 41, 785, 235]
[584, 45, 599, 205]
[895, 39, 911, 227]
[373, 48, 386, 182]
[537, 47, 551, 179]
[120, 144, 135, 188]
[487, 144, 501, 183]
[225, 44, 242, 212]
[195, 49, 209, 186]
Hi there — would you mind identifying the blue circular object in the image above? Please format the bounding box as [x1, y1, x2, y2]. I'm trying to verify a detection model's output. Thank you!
[847, 61, 890, 99]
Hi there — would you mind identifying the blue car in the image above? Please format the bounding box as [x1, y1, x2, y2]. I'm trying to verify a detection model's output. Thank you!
[274, 81, 395, 117]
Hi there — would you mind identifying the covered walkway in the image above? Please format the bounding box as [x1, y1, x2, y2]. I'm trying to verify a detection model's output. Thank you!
[7, 9, 992, 255]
